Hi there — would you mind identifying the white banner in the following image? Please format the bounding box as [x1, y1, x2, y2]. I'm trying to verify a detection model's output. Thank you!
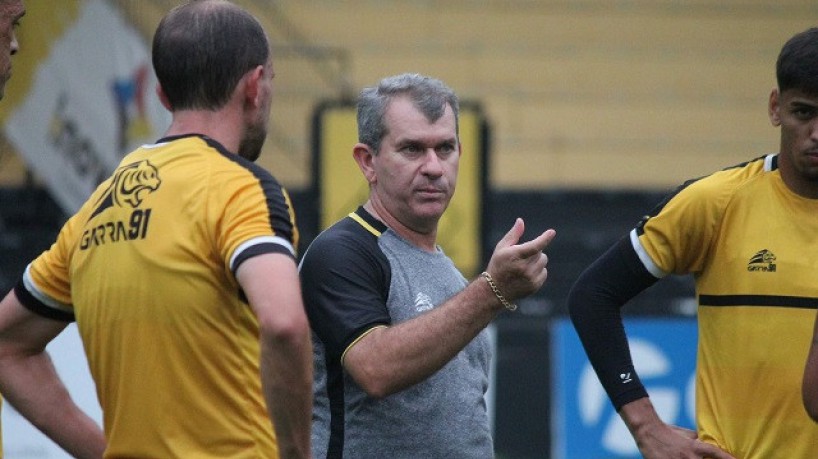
[5, 0, 170, 214]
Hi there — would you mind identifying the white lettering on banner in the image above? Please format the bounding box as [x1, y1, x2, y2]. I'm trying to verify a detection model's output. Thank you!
[4, 0, 169, 214]
[49, 93, 110, 187]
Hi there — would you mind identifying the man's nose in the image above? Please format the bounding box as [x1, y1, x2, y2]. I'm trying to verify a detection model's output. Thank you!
[421, 149, 444, 176]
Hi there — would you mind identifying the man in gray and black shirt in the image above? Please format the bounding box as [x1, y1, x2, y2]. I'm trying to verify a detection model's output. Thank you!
[300, 73, 556, 458]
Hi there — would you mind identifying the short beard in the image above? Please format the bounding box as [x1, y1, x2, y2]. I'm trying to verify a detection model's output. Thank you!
[238, 122, 267, 162]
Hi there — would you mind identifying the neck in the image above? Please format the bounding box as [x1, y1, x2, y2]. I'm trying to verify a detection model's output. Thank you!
[363, 200, 438, 252]
[778, 152, 818, 199]
[163, 107, 243, 154]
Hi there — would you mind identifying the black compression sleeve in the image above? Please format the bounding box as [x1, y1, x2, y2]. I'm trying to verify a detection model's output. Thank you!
[567, 236, 659, 411]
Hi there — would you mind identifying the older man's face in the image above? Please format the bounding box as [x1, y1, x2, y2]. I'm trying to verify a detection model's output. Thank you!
[0, 0, 24, 100]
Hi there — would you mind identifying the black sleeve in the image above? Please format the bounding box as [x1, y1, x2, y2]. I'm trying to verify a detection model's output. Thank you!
[300, 224, 391, 362]
[567, 236, 659, 411]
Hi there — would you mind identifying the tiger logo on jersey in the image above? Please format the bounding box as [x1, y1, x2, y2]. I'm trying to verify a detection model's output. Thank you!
[89, 160, 161, 219]
[747, 249, 776, 272]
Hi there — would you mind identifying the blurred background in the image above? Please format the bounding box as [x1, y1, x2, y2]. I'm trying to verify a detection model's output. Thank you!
[0, 1, 814, 457]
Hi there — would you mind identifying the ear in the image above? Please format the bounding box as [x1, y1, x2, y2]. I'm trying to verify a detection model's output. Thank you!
[352, 143, 377, 184]
[156, 84, 172, 111]
[242, 65, 265, 108]
[769, 88, 782, 127]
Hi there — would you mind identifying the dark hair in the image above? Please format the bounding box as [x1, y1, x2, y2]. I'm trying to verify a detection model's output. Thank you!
[357, 73, 459, 152]
[152, 0, 269, 111]
[777, 27, 818, 96]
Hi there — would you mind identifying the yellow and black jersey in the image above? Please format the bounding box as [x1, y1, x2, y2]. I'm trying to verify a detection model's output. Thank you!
[15, 134, 298, 458]
[632, 154, 818, 457]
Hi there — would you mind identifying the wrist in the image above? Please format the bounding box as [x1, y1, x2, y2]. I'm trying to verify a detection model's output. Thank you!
[619, 397, 662, 437]
[480, 271, 517, 311]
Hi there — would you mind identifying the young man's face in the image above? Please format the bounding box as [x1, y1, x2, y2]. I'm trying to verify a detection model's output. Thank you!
[369, 96, 460, 234]
[0, 0, 23, 101]
[770, 88, 818, 197]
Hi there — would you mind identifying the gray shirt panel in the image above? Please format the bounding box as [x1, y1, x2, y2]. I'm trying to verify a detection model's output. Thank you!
[307, 212, 493, 458]
[338, 229, 493, 458]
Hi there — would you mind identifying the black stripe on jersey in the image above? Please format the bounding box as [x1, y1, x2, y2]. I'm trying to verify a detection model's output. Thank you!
[635, 155, 770, 237]
[232, 242, 294, 273]
[700, 294, 818, 309]
[14, 279, 76, 322]
[199, 136, 298, 250]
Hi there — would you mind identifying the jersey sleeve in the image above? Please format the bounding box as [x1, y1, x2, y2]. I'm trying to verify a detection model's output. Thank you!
[632, 174, 730, 276]
[211, 161, 299, 276]
[17, 213, 83, 321]
[300, 225, 391, 362]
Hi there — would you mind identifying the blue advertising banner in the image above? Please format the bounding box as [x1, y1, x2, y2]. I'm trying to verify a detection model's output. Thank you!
[551, 317, 697, 458]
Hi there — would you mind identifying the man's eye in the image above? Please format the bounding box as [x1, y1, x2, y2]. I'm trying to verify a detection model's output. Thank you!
[438, 145, 455, 156]
[794, 108, 816, 119]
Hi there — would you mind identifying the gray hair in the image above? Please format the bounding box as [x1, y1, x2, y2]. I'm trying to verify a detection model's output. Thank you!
[357, 73, 460, 152]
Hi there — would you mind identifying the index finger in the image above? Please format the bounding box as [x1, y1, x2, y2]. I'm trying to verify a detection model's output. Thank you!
[515, 228, 556, 258]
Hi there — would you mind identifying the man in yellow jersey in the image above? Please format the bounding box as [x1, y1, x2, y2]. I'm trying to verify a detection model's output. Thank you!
[568, 27, 818, 459]
[0, 1, 312, 458]
[0, 0, 25, 456]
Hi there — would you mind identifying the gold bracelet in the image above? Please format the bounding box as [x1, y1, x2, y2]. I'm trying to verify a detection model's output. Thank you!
[481, 271, 517, 312]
